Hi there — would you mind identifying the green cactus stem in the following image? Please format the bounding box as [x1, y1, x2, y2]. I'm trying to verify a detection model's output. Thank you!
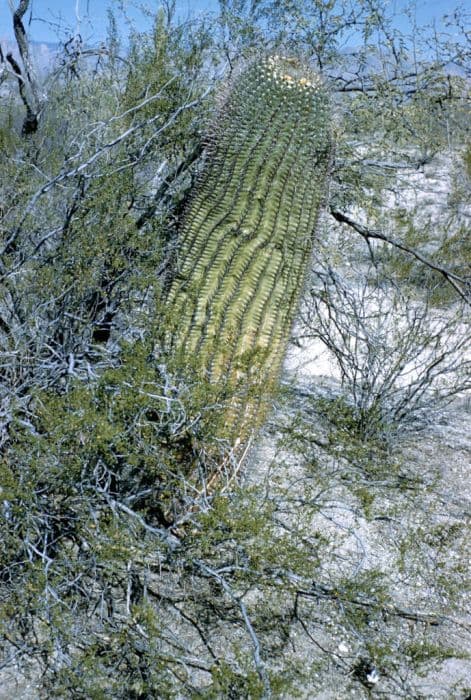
[165, 55, 332, 447]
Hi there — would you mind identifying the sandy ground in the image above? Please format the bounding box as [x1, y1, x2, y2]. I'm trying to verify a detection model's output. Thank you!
[276, 335, 471, 698]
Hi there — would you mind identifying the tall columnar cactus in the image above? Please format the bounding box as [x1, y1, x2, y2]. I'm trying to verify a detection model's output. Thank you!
[166, 55, 331, 446]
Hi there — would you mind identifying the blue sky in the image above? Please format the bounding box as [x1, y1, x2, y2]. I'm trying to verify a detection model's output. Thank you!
[0, 1, 218, 43]
[0, 0, 461, 44]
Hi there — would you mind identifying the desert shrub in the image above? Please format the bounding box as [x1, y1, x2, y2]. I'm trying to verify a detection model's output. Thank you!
[301, 256, 470, 440]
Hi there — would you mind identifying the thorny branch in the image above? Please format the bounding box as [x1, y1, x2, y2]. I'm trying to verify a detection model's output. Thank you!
[195, 560, 272, 699]
[330, 207, 471, 304]
[1, 82, 215, 263]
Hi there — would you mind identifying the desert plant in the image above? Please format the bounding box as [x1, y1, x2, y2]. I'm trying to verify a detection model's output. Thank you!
[1, 2, 470, 697]
[301, 257, 470, 440]
[165, 55, 332, 448]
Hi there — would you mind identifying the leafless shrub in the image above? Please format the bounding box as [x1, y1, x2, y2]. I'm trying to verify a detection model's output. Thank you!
[301, 258, 471, 438]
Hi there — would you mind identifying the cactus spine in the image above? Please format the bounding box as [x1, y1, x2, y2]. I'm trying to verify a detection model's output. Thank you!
[166, 56, 331, 445]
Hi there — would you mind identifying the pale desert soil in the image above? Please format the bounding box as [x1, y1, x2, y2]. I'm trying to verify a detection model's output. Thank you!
[267, 335, 471, 699]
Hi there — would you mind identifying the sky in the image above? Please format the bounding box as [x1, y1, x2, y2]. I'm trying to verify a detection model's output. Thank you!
[0, 0, 462, 45]
[0, 0, 217, 44]
[0, 0, 217, 43]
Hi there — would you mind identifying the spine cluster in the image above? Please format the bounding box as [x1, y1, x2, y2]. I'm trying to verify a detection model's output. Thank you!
[166, 56, 332, 443]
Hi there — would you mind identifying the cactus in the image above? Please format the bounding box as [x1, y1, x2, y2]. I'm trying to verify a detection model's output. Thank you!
[165, 56, 332, 448]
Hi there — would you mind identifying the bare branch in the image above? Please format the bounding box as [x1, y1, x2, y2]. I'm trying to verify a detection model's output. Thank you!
[330, 207, 470, 304]
[195, 560, 272, 699]
[9, 0, 40, 134]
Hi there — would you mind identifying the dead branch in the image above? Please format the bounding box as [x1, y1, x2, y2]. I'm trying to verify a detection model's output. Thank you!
[330, 207, 470, 304]
[296, 584, 444, 626]
[10, 0, 40, 134]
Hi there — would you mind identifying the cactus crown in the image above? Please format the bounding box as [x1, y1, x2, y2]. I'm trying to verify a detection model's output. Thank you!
[165, 55, 332, 447]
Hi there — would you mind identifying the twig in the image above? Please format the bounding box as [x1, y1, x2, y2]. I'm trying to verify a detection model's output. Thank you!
[195, 560, 272, 699]
[330, 207, 470, 304]
[297, 582, 444, 626]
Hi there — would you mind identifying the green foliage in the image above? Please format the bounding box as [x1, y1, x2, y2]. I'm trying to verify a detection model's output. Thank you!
[463, 141, 471, 179]
[315, 393, 387, 443]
